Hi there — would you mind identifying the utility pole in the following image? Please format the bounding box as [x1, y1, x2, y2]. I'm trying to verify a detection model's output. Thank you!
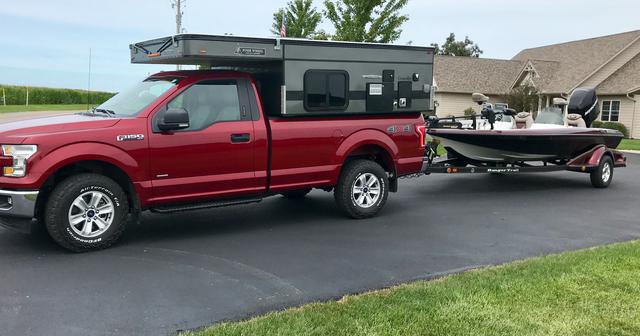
[171, 0, 186, 70]
[87, 48, 92, 110]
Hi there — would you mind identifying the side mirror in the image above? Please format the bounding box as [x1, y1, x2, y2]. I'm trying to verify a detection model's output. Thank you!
[158, 108, 190, 131]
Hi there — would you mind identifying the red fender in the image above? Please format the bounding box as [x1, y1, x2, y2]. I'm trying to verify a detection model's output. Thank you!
[0, 142, 144, 191]
[332, 129, 399, 181]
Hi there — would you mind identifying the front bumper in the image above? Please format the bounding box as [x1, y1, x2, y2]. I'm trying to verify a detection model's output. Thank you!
[0, 189, 39, 234]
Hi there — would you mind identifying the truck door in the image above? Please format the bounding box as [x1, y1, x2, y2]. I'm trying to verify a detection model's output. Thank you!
[148, 78, 257, 204]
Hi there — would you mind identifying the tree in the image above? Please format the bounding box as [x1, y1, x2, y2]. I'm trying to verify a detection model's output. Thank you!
[271, 0, 323, 39]
[431, 33, 483, 57]
[323, 0, 409, 43]
[502, 84, 539, 113]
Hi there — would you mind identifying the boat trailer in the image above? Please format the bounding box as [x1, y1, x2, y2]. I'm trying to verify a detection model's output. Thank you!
[422, 142, 627, 188]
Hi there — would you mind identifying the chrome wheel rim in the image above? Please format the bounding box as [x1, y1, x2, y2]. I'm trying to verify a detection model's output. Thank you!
[351, 173, 381, 209]
[602, 163, 611, 183]
[68, 191, 115, 238]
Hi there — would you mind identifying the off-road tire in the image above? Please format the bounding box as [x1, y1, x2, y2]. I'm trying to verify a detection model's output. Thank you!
[281, 188, 312, 199]
[334, 160, 389, 219]
[45, 174, 129, 252]
[590, 155, 613, 188]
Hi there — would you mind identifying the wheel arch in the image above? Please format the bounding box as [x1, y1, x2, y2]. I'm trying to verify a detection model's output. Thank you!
[34, 148, 142, 223]
[336, 130, 399, 192]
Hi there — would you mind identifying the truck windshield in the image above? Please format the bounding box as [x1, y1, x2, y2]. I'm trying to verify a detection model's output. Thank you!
[96, 77, 180, 116]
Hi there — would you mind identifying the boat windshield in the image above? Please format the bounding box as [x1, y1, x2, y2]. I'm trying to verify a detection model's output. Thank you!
[95, 77, 180, 117]
[535, 107, 564, 125]
[495, 114, 513, 123]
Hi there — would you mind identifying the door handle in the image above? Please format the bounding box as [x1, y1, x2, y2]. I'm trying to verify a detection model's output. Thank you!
[230, 133, 251, 143]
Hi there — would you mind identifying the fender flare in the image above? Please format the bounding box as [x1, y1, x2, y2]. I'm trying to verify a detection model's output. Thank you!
[31, 142, 142, 187]
[333, 129, 399, 181]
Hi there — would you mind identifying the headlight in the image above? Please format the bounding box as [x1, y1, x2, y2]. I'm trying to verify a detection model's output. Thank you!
[1, 145, 38, 177]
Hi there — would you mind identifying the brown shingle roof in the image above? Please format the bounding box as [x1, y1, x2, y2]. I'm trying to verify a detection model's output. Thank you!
[434, 56, 523, 95]
[596, 53, 640, 94]
[512, 30, 640, 93]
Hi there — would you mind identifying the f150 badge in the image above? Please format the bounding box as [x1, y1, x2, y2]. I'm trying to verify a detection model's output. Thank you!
[117, 134, 145, 142]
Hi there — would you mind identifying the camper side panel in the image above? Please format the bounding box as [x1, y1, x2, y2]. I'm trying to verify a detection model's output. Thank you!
[283, 44, 433, 116]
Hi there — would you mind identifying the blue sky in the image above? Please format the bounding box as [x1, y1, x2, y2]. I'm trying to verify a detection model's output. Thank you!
[0, 0, 638, 92]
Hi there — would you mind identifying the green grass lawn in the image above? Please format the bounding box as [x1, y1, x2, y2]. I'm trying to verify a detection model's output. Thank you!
[0, 104, 92, 113]
[187, 240, 640, 336]
[618, 139, 640, 151]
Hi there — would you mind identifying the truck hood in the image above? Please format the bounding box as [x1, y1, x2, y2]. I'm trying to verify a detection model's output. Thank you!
[0, 113, 122, 143]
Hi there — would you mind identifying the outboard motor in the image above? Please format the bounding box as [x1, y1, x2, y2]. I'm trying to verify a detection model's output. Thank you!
[568, 88, 599, 127]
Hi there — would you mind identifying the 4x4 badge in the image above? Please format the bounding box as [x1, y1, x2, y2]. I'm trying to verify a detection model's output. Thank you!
[117, 134, 145, 142]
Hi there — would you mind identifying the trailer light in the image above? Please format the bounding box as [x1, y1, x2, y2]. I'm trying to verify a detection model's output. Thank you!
[148, 52, 162, 58]
[1, 145, 38, 177]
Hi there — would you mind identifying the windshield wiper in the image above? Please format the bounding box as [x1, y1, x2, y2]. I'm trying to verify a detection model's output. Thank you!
[91, 108, 116, 117]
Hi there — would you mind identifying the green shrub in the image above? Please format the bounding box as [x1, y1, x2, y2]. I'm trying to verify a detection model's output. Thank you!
[0, 85, 114, 105]
[592, 121, 629, 138]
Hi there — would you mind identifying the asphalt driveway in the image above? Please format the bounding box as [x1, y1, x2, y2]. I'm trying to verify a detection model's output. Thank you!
[1, 154, 638, 336]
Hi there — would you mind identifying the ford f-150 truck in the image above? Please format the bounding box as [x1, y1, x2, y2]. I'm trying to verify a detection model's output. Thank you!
[0, 35, 434, 251]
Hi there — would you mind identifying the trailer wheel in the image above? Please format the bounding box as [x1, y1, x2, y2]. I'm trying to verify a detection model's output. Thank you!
[281, 188, 312, 199]
[45, 173, 129, 252]
[335, 160, 389, 219]
[590, 155, 613, 188]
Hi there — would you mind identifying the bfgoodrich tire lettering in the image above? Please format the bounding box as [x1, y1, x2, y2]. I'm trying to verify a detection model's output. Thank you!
[335, 160, 389, 219]
[45, 174, 129, 252]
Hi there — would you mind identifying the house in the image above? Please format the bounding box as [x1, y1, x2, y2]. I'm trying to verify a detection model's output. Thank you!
[434, 30, 640, 138]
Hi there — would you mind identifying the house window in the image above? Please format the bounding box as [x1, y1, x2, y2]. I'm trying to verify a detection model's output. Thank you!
[304, 70, 349, 111]
[601, 100, 620, 122]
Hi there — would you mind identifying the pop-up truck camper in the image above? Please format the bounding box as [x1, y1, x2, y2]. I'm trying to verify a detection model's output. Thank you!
[130, 34, 435, 117]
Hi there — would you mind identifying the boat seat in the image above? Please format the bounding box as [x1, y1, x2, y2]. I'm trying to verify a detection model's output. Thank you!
[515, 112, 534, 129]
[567, 113, 586, 128]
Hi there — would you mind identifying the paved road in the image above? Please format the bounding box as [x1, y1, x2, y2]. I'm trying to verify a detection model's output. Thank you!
[0, 110, 77, 123]
[1, 155, 638, 336]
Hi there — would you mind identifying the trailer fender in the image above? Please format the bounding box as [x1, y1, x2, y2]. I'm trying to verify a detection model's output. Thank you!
[567, 145, 626, 171]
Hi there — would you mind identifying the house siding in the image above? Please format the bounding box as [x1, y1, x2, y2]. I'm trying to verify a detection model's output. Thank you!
[435, 92, 505, 117]
[633, 96, 639, 139]
[598, 95, 636, 137]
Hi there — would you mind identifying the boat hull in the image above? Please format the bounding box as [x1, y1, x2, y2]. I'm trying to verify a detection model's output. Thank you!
[427, 128, 624, 162]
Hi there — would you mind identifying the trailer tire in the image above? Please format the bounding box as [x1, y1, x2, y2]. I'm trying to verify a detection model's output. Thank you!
[590, 155, 613, 188]
[281, 189, 312, 199]
[335, 160, 389, 219]
[45, 174, 129, 252]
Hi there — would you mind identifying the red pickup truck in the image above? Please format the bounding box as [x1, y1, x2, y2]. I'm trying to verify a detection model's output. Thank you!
[0, 70, 427, 251]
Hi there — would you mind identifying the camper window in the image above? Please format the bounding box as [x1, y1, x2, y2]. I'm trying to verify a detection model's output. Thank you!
[304, 70, 349, 111]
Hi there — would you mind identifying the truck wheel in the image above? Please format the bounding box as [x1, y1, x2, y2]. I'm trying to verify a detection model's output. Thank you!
[281, 188, 312, 199]
[45, 174, 129, 252]
[590, 155, 613, 188]
[335, 160, 389, 219]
